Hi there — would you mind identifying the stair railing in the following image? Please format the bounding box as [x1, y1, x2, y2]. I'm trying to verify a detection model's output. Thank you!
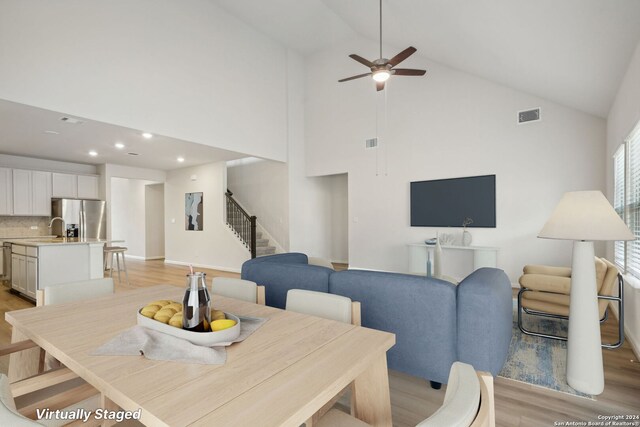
[225, 190, 257, 258]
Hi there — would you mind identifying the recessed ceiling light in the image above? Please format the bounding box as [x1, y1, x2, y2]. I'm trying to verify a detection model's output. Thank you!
[177, 157, 185, 163]
[44, 130, 60, 135]
[142, 132, 153, 139]
[88, 150, 98, 157]
[115, 142, 125, 149]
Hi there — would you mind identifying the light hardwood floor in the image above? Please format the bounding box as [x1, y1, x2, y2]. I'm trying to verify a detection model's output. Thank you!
[1, 259, 638, 426]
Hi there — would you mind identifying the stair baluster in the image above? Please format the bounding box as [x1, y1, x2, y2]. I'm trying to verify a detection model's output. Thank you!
[225, 190, 257, 258]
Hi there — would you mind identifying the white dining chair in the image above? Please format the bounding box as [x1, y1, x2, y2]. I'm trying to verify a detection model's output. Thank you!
[211, 277, 265, 305]
[33, 278, 115, 372]
[36, 278, 115, 307]
[313, 362, 495, 427]
[1, 371, 101, 426]
[286, 289, 361, 426]
[285, 289, 360, 325]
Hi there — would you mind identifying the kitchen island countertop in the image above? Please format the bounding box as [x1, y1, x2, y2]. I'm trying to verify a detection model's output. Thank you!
[2, 238, 123, 247]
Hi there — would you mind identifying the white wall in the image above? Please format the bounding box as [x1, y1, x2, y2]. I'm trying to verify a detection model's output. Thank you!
[145, 184, 165, 259]
[286, 50, 335, 260]
[606, 41, 640, 356]
[102, 164, 166, 241]
[110, 178, 153, 258]
[164, 162, 250, 272]
[304, 37, 606, 282]
[0, 0, 287, 162]
[226, 158, 289, 250]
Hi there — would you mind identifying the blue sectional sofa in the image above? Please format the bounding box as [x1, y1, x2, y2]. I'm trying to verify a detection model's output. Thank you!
[241, 253, 512, 385]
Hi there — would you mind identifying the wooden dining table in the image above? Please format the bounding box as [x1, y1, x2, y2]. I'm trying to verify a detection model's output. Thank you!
[5, 285, 396, 427]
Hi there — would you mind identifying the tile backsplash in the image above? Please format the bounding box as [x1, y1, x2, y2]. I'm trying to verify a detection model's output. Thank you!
[0, 216, 52, 238]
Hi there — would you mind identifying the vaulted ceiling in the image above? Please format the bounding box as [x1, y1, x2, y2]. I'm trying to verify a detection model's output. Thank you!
[214, 0, 640, 118]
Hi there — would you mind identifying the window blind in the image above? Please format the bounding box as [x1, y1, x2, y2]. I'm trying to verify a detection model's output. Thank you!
[613, 121, 640, 278]
[613, 145, 625, 269]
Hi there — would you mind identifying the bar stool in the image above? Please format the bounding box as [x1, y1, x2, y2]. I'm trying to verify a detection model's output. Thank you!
[104, 246, 129, 286]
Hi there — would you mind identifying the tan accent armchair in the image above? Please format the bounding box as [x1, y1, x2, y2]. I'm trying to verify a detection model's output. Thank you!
[517, 257, 624, 349]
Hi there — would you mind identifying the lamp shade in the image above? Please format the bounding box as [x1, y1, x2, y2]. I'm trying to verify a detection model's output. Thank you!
[538, 191, 635, 241]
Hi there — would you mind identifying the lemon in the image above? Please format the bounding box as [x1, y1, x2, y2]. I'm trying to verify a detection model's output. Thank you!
[211, 319, 237, 332]
[211, 309, 226, 321]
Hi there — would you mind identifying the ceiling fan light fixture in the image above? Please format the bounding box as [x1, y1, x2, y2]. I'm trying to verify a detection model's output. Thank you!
[372, 70, 390, 82]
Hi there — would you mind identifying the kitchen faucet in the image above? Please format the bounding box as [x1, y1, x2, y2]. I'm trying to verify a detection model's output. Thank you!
[48, 217, 66, 238]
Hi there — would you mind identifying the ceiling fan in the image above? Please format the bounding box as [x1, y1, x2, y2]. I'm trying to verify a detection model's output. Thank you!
[338, 0, 426, 91]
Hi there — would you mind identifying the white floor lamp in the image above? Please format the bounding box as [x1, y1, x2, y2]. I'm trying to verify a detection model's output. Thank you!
[538, 191, 634, 395]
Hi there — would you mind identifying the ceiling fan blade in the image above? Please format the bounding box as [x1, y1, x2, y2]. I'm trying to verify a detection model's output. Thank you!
[376, 81, 385, 91]
[393, 68, 426, 76]
[388, 47, 417, 67]
[349, 54, 375, 68]
[338, 73, 372, 83]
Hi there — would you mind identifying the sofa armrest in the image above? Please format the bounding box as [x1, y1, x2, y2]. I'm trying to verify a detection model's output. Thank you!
[523, 264, 571, 277]
[457, 268, 512, 376]
[518, 274, 571, 294]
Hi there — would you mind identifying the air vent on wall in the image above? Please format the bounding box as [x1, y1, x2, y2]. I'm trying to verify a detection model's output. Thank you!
[127, 152, 139, 156]
[59, 116, 84, 124]
[365, 138, 378, 149]
[518, 108, 541, 124]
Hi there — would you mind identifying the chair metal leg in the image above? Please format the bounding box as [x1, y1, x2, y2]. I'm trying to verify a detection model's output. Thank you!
[109, 251, 115, 278]
[517, 274, 624, 349]
[121, 252, 129, 286]
[115, 252, 122, 283]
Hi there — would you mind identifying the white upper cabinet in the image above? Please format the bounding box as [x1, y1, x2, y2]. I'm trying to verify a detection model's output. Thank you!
[52, 173, 77, 198]
[52, 173, 99, 200]
[12, 169, 32, 215]
[31, 171, 52, 216]
[77, 175, 99, 199]
[0, 167, 12, 215]
[12, 169, 51, 216]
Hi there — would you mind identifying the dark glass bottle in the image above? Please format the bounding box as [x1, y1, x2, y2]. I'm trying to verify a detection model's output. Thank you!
[183, 272, 211, 332]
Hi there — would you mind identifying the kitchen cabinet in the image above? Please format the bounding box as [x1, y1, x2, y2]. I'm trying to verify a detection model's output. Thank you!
[26, 256, 37, 299]
[11, 253, 26, 294]
[11, 244, 38, 299]
[12, 169, 51, 216]
[52, 173, 100, 200]
[0, 168, 12, 215]
[12, 169, 31, 215]
[52, 173, 77, 198]
[31, 171, 52, 216]
[77, 175, 99, 199]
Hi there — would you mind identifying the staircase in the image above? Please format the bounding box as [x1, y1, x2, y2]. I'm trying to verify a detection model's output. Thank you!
[225, 190, 277, 258]
[255, 232, 276, 257]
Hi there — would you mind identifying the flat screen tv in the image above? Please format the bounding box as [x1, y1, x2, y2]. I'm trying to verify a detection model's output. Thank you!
[410, 175, 496, 227]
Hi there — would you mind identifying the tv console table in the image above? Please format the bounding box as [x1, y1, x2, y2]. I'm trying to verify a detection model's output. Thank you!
[408, 243, 499, 280]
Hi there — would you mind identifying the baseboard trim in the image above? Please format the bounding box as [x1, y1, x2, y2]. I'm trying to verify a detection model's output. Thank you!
[124, 255, 165, 261]
[163, 259, 241, 274]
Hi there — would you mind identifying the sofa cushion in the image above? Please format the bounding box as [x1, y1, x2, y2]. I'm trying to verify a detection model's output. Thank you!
[241, 261, 333, 309]
[329, 270, 458, 384]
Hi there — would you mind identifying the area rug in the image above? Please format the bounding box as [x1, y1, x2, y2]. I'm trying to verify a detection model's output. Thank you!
[498, 302, 593, 399]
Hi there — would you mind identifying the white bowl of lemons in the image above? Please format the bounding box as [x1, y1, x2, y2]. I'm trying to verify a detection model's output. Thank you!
[137, 300, 241, 346]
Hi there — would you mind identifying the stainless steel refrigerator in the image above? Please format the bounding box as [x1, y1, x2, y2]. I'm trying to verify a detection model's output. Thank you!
[51, 199, 107, 239]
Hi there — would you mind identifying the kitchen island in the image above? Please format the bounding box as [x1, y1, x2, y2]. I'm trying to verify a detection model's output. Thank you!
[4, 237, 113, 301]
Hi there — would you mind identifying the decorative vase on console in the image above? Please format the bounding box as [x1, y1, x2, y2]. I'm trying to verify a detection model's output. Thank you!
[462, 217, 473, 246]
[434, 232, 443, 279]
